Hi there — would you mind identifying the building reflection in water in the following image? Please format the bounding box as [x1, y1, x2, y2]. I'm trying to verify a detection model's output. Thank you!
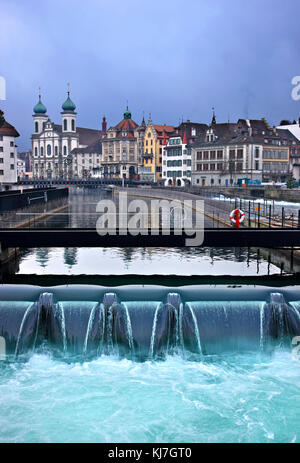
[35, 248, 50, 268]
[64, 248, 78, 268]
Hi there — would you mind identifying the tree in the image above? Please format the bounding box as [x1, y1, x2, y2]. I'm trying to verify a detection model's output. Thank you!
[286, 172, 297, 189]
[279, 120, 291, 126]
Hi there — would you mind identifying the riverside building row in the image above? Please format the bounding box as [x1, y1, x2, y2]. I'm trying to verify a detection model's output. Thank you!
[2, 93, 300, 185]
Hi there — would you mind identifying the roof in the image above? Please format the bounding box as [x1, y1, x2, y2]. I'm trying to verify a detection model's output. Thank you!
[53, 124, 102, 145]
[0, 110, 20, 137]
[192, 119, 300, 148]
[114, 119, 139, 131]
[71, 139, 102, 155]
[152, 125, 176, 138]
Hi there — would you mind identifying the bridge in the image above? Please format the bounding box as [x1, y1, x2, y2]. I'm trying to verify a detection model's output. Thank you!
[0, 228, 300, 248]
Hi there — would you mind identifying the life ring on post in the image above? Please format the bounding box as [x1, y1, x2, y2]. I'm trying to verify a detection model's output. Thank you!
[229, 209, 245, 229]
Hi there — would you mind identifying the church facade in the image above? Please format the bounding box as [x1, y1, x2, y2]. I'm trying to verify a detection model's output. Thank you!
[31, 90, 104, 179]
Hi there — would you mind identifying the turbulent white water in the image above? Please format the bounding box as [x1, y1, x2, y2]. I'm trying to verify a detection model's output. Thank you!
[0, 350, 299, 443]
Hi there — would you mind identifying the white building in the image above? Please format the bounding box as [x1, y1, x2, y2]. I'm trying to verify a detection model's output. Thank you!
[31, 90, 104, 179]
[162, 133, 192, 187]
[0, 109, 19, 190]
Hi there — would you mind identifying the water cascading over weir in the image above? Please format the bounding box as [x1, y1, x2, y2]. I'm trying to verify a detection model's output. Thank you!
[0, 285, 299, 361]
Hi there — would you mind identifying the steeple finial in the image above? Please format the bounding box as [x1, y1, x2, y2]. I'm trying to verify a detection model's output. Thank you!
[67, 82, 70, 97]
[211, 107, 216, 126]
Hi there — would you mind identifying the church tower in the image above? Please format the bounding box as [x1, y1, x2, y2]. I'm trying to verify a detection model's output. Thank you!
[33, 89, 47, 134]
[61, 84, 77, 133]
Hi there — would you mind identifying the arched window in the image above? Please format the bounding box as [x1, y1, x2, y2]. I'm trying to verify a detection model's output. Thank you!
[72, 119, 75, 131]
[35, 121, 38, 133]
[47, 144, 51, 155]
[63, 146, 67, 156]
[64, 119, 67, 131]
[34, 147, 38, 157]
[41, 147, 44, 156]
[55, 146, 58, 156]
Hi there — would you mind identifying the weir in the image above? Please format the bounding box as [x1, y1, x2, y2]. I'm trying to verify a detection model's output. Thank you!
[0, 284, 299, 360]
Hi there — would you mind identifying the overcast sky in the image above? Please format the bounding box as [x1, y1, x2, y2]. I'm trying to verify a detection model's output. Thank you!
[1, 0, 300, 151]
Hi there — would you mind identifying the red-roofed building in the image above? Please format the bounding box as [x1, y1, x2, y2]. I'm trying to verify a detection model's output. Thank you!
[101, 107, 145, 178]
[140, 118, 176, 182]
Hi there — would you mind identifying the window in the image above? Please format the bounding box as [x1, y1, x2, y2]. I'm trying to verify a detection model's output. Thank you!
[10, 152, 14, 158]
[255, 147, 260, 158]
[0, 170, 3, 175]
[196, 164, 202, 171]
[63, 146, 67, 156]
[64, 119, 67, 131]
[47, 144, 51, 155]
[229, 150, 235, 160]
[210, 151, 216, 159]
[35, 121, 39, 133]
[10, 164, 14, 170]
[72, 119, 75, 131]
[203, 151, 209, 160]
[10, 141, 14, 147]
[34, 147, 38, 157]
[55, 146, 58, 156]
[210, 164, 215, 170]
[217, 150, 223, 159]
[0, 158, 3, 163]
[237, 149, 243, 159]
[41, 147, 44, 156]
[197, 152, 202, 160]
[255, 161, 259, 170]
[0, 147, 3, 152]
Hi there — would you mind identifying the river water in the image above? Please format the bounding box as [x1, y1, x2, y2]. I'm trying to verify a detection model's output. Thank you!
[0, 350, 299, 443]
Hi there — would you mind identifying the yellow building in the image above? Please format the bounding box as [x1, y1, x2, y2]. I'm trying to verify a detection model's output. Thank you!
[140, 119, 175, 182]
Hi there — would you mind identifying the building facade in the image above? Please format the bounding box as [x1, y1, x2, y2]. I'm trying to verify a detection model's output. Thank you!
[31, 91, 103, 179]
[162, 133, 192, 186]
[276, 121, 300, 181]
[101, 107, 145, 179]
[0, 109, 19, 189]
[140, 120, 175, 182]
[191, 117, 291, 186]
